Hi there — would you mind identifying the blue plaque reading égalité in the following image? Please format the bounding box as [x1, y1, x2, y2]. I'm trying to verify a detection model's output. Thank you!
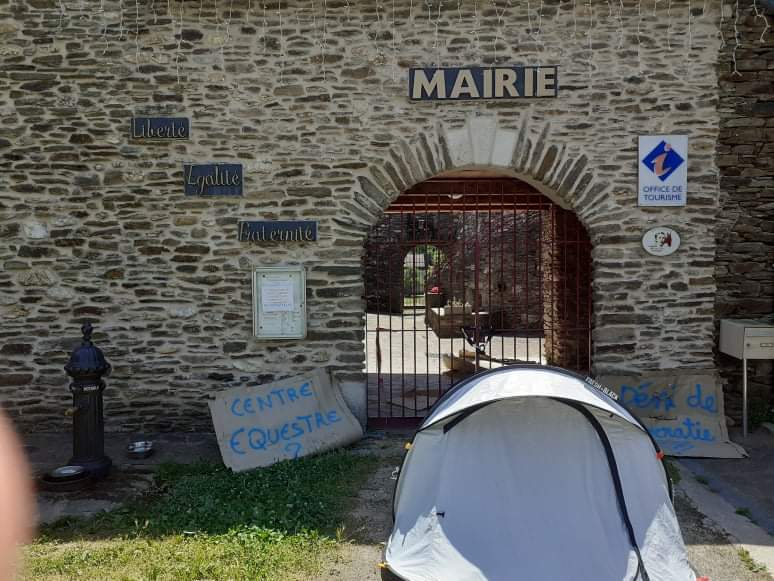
[184, 164, 243, 196]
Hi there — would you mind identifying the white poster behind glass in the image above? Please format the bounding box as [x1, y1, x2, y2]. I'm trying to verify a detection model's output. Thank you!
[261, 279, 295, 312]
[253, 266, 306, 339]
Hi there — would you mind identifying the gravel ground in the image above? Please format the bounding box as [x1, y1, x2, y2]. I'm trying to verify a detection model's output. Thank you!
[321, 433, 774, 581]
[676, 489, 772, 581]
[314, 435, 403, 581]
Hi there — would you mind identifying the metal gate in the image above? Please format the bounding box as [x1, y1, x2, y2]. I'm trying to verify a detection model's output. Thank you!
[364, 177, 592, 427]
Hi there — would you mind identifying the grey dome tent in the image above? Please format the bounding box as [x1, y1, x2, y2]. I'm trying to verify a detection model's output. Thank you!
[382, 366, 695, 581]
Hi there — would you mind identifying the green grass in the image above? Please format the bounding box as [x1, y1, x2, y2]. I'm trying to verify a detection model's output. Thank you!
[663, 458, 681, 486]
[735, 506, 757, 524]
[24, 450, 378, 581]
[748, 399, 772, 430]
[402, 295, 426, 308]
[738, 548, 769, 574]
[695, 475, 710, 486]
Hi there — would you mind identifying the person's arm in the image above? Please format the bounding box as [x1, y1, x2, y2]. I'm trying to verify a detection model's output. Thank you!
[0, 411, 34, 580]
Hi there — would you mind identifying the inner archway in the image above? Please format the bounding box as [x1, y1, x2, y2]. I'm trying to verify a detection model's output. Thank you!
[363, 171, 592, 427]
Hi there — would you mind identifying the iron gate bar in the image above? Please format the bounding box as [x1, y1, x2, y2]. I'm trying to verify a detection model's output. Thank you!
[504, 187, 516, 360]
[384, 196, 552, 212]
[403, 210, 411, 413]
[563, 210, 568, 368]
[524, 195, 530, 364]
[516, 201, 521, 365]
[550, 206, 556, 369]
[412, 195, 417, 416]
[576, 212, 582, 369]
[537, 201, 544, 363]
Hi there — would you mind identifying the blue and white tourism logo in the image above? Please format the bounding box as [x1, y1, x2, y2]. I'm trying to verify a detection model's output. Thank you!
[638, 135, 688, 207]
[642, 141, 684, 182]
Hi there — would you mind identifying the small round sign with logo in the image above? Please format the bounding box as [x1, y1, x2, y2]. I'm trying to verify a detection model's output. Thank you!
[642, 226, 680, 256]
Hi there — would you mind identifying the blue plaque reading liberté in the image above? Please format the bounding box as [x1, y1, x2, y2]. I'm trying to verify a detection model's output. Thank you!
[131, 117, 189, 139]
[184, 164, 243, 196]
[238, 221, 317, 242]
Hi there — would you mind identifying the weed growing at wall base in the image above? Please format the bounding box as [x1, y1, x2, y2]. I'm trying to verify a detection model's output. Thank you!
[738, 548, 769, 574]
[662, 458, 681, 486]
[23, 450, 378, 581]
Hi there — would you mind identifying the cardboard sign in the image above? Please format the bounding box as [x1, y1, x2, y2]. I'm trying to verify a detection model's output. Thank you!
[209, 370, 363, 471]
[598, 371, 746, 458]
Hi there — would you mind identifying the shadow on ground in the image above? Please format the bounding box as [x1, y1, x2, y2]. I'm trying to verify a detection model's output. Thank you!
[681, 427, 774, 538]
[36, 449, 377, 545]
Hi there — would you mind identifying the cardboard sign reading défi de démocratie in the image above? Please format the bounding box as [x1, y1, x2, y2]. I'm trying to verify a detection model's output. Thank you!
[209, 369, 363, 472]
[598, 371, 746, 459]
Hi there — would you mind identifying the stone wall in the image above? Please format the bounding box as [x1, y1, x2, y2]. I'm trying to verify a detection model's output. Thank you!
[364, 212, 458, 314]
[715, 1, 774, 424]
[364, 208, 545, 329]
[0, 0, 726, 431]
[436, 211, 545, 328]
[543, 206, 593, 373]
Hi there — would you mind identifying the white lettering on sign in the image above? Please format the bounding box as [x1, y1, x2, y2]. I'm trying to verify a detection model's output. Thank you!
[494, 68, 519, 97]
[585, 376, 619, 401]
[411, 69, 446, 100]
[209, 370, 363, 471]
[482, 68, 493, 98]
[536, 67, 556, 97]
[449, 69, 479, 99]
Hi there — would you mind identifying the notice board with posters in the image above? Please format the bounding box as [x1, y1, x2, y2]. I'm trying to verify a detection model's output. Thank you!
[252, 266, 306, 339]
[209, 369, 363, 471]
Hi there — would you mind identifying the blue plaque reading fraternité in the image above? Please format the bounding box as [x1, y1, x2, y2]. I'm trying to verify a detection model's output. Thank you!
[184, 164, 243, 196]
[238, 221, 317, 242]
[131, 117, 189, 139]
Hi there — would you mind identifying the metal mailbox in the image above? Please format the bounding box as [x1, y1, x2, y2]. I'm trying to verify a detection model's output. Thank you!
[720, 319, 774, 360]
[719, 318, 774, 437]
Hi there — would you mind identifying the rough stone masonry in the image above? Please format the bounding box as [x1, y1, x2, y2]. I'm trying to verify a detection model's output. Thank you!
[0, 0, 768, 431]
[715, 3, 774, 424]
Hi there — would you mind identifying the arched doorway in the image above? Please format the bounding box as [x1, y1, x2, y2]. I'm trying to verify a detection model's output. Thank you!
[364, 172, 592, 427]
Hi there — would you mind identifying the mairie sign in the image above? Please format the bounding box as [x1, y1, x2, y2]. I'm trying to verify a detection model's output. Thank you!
[409, 66, 558, 101]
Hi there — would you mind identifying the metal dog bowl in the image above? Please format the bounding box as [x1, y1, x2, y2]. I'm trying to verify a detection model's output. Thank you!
[49, 465, 88, 481]
[40, 465, 93, 492]
[126, 440, 154, 459]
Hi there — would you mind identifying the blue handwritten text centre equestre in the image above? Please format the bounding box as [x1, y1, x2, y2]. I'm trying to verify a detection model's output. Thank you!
[226, 382, 342, 458]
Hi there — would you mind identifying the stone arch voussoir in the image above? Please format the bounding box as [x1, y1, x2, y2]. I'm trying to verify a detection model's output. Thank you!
[356, 113, 607, 235]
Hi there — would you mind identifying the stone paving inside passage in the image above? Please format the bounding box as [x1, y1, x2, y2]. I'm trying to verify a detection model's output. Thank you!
[365, 311, 544, 418]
